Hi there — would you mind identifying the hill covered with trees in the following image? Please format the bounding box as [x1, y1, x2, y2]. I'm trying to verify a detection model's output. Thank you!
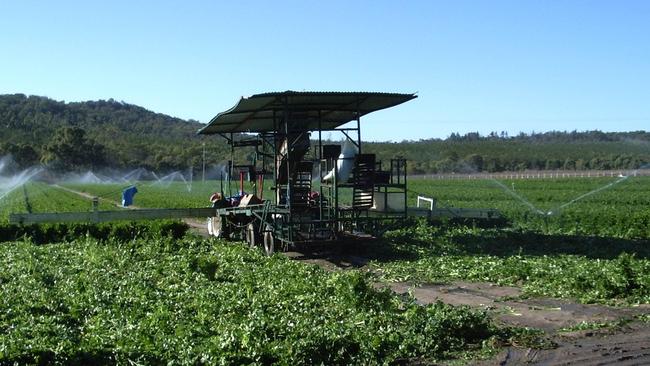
[1, 94, 649, 174]
[0, 94, 229, 172]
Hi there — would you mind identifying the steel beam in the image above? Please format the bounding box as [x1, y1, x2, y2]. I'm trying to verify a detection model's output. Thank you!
[9, 207, 220, 225]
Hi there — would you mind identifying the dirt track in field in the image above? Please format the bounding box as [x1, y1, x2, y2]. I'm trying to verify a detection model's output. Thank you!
[51, 184, 126, 208]
[384, 281, 649, 333]
[285, 246, 650, 366]
[388, 282, 650, 366]
[482, 326, 650, 366]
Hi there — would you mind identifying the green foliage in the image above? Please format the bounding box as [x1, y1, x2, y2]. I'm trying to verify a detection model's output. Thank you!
[0, 238, 501, 364]
[60, 180, 261, 210]
[0, 182, 118, 223]
[5, 177, 633, 362]
[366, 133, 650, 174]
[41, 127, 107, 171]
[557, 319, 629, 333]
[0, 182, 189, 243]
[63, 176, 650, 242]
[636, 313, 650, 323]
[0, 142, 39, 169]
[408, 177, 650, 239]
[0, 220, 188, 244]
[0, 94, 231, 172]
[371, 222, 650, 304]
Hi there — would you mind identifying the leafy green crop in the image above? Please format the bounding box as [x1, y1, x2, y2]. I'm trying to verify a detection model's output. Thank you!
[557, 319, 629, 333]
[61, 180, 262, 209]
[0, 237, 504, 365]
[0, 220, 188, 244]
[408, 177, 650, 239]
[369, 221, 650, 304]
[0, 182, 118, 223]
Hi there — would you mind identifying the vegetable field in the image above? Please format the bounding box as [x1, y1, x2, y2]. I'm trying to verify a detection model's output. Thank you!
[54, 176, 650, 240]
[363, 176, 650, 305]
[408, 176, 650, 239]
[1, 176, 649, 364]
[0, 237, 510, 364]
[368, 223, 650, 304]
[55, 176, 650, 240]
[0, 182, 118, 223]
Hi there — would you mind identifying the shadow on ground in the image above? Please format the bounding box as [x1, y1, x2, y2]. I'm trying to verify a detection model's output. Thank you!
[374, 226, 650, 261]
[287, 229, 650, 269]
[433, 231, 649, 259]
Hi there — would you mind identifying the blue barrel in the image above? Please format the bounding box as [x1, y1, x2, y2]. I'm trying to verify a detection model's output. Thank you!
[122, 186, 138, 207]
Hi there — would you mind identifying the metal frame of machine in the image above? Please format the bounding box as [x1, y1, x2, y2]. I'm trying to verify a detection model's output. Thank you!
[198, 91, 418, 253]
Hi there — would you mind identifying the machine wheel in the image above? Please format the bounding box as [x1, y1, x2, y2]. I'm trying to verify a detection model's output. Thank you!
[245, 222, 260, 248]
[207, 215, 229, 239]
[263, 226, 275, 256]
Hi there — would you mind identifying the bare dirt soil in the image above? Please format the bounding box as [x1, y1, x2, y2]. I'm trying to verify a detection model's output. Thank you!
[482, 326, 650, 366]
[386, 282, 650, 366]
[285, 245, 650, 366]
[383, 281, 649, 334]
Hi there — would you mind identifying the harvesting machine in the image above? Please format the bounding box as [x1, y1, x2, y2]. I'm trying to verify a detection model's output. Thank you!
[198, 91, 418, 253]
[10, 91, 500, 253]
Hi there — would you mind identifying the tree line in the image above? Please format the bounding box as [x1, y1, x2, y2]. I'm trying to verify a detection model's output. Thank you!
[1, 94, 648, 174]
[365, 131, 650, 174]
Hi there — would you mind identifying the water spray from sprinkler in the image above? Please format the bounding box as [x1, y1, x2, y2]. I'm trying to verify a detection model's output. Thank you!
[493, 172, 634, 218]
[548, 175, 630, 215]
[491, 179, 545, 215]
[0, 166, 44, 201]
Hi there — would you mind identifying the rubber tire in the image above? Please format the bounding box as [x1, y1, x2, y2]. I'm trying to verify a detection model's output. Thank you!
[245, 222, 259, 248]
[263, 229, 275, 256]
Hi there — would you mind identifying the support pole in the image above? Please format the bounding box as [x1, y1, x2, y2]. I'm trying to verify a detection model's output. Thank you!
[318, 110, 323, 223]
[273, 110, 278, 206]
[284, 96, 291, 211]
[202, 142, 206, 182]
[356, 97, 361, 155]
[229, 132, 234, 197]
[283, 96, 292, 243]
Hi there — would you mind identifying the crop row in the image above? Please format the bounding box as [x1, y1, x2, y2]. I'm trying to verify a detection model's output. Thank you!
[0, 182, 116, 223]
[5, 177, 650, 240]
[408, 176, 650, 239]
[0, 237, 518, 364]
[61, 181, 247, 209]
[368, 222, 650, 304]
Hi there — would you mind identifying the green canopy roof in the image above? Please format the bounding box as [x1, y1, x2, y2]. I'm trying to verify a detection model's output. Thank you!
[198, 91, 416, 134]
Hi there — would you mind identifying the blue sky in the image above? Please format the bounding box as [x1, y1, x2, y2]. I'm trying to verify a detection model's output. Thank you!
[1, 1, 648, 141]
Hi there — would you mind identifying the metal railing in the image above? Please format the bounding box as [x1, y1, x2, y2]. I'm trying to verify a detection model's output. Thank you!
[416, 196, 435, 210]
